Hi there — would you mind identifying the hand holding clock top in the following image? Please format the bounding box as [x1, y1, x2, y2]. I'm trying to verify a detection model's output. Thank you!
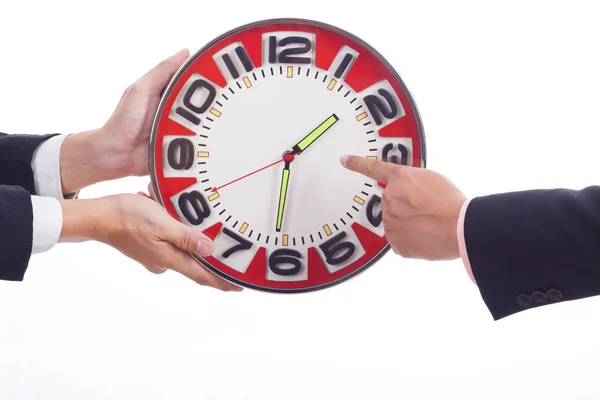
[58, 49, 191, 194]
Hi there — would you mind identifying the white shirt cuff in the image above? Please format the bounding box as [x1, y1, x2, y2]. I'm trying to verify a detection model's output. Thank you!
[31, 134, 77, 199]
[31, 195, 63, 254]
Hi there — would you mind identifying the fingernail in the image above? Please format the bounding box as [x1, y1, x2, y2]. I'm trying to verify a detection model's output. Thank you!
[196, 239, 213, 256]
[340, 155, 349, 167]
[232, 286, 243, 292]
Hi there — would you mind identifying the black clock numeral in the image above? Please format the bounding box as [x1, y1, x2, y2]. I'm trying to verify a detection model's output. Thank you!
[268, 36, 277, 63]
[222, 46, 254, 79]
[364, 89, 399, 126]
[178, 191, 211, 225]
[222, 228, 252, 258]
[319, 232, 356, 266]
[269, 248, 303, 276]
[268, 36, 312, 64]
[175, 78, 217, 126]
[366, 195, 383, 228]
[382, 143, 409, 165]
[167, 138, 194, 170]
[334, 53, 355, 79]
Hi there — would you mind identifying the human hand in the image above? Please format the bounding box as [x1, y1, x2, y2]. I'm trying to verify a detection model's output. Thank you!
[100, 48, 190, 177]
[341, 155, 466, 260]
[59, 191, 242, 291]
[59, 49, 190, 193]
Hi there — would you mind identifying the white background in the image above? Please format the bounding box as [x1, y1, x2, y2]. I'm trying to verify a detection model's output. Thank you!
[1, 0, 599, 398]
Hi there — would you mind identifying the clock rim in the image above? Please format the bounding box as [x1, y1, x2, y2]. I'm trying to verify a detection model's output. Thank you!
[148, 17, 427, 293]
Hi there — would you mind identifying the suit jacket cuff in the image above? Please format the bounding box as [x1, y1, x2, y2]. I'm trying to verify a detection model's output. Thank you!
[0, 133, 60, 194]
[457, 198, 476, 285]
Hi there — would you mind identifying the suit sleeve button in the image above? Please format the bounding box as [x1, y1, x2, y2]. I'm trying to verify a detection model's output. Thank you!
[546, 288, 563, 301]
[531, 291, 547, 303]
[516, 294, 533, 307]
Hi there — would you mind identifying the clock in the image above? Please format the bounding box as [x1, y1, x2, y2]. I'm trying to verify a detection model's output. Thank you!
[149, 18, 425, 293]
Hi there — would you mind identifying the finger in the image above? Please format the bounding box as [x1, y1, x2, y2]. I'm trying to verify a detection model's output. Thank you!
[135, 48, 190, 95]
[147, 182, 157, 201]
[146, 265, 168, 274]
[119, 85, 132, 104]
[162, 217, 214, 257]
[166, 246, 242, 291]
[340, 155, 398, 185]
[137, 191, 151, 199]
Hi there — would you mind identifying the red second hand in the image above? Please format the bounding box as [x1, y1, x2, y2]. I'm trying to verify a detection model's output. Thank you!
[211, 153, 298, 193]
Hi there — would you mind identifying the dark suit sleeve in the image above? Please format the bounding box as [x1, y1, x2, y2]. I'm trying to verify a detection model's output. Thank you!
[0, 132, 59, 281]
[464, 186, 600, 320]
[0, 132, 59, 194]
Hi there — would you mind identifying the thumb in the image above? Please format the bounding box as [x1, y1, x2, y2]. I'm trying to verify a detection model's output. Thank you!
[165, 220, 214, 257]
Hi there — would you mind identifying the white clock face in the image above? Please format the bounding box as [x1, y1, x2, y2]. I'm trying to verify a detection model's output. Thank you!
[151, 19, 425, 292]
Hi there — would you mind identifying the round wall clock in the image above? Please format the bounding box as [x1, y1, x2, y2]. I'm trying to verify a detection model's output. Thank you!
[150, 18, 425, 293]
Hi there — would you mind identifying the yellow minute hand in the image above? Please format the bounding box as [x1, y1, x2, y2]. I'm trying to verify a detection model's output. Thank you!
[291, 114, 339, 154]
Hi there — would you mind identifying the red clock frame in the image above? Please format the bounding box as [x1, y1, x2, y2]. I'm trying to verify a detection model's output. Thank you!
[150, 18, 426, 292]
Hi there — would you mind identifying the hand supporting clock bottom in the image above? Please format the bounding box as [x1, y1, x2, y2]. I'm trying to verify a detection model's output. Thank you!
[58, 193, 242, 292]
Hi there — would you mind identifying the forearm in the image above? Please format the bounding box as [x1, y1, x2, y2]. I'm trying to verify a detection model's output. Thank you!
[59, 129, 128, 194]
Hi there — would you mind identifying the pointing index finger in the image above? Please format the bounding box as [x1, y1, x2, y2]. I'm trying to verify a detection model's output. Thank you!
[340, 155, 397, 185]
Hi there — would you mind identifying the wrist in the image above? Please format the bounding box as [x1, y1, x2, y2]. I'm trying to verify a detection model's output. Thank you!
[58, 197, 112, 243]
[60, 129, 129, 193]
[438, 196, 466, 261]
[95, 125, 137, 178]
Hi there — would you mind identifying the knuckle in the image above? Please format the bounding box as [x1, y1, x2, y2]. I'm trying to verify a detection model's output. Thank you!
[365, 159, 379, 174]
[194, 275, 209, 287]
[179, 229, 194, 251]
[144, 263, 161, 274]
[395, 245, 411, 258]
[381, 190, 395, 208]
[130, 81, 144, 94]
[149, 266, 166, 275]
[382, 212, 394, 226]
[158, 59, 170, 69]
[121, 85, 132, 98]
[391, 166, 404, 180]
[389, 243, 403, 256]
